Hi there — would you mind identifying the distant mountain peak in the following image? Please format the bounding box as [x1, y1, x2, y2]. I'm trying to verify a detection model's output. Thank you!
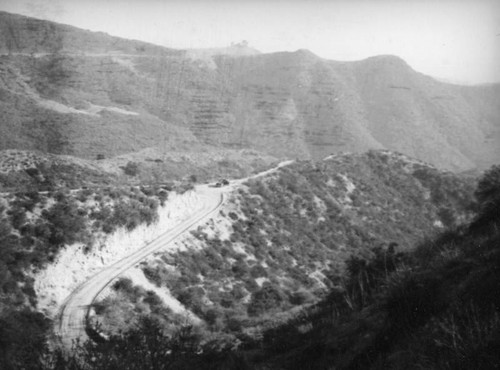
[361, 54, 409, 64]
[185, 43, 261, 59]
[289, 48, 320, 63]
[294, 49, 319, 57]
[0, 10, 498, 173]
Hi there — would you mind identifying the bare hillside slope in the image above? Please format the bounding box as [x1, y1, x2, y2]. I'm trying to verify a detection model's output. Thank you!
[0, 11, 499, 173]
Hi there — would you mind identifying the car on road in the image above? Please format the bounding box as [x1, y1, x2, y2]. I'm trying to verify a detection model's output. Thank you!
[210, 179, 229, 188]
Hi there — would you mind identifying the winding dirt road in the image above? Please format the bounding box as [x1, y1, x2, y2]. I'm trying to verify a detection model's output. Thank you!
[55, 160, 294, 349]
[56, 186, 224, 349]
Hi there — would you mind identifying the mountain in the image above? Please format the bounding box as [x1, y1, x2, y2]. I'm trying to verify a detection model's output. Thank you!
[55, 185, 500, 370]
[83, 150, 475, 339]
[14, 150, 484, 370]
[1, 11, 499, 175]
[255, 168, 500, 370]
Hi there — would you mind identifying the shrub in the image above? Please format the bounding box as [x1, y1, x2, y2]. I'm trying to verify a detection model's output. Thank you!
[122, 161, 140, 177]
[290, 289, 315, 305]
[247, 283, 286, 317]
[142, 265, 166, 287]
[385, 273, 445, 331]
[249, 264, 267, 279]
[42, 197, 86, 247]
[177, 287, 205, 314]
[475, 164, 500, 205]
[0, 309, 50, 370]
[231, 259, 249, 279]
[8, 206, 26, 230]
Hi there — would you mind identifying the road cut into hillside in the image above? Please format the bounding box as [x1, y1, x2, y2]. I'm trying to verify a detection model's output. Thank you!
[54, 160, 294, 350]
[55, 185, 225, 349]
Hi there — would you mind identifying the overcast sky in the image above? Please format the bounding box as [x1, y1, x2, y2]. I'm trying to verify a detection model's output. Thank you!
[0, 0, 499, 84]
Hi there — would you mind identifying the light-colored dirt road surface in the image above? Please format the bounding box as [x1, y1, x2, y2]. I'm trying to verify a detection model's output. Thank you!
[55, 161, 294, 350]
[56, 185, 224, 349]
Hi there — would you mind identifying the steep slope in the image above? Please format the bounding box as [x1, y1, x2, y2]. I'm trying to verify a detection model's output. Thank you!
[0, 149, 484, 368]
[89, 150, 476, 341]
[54, 186, 223, 349]
[212, 52, 500, 170]
[0, 11, 277, 180]
[256, 168, 500, 370]
[349, 56, 500, 170]
[1, 11, 499, 173]
[0, 11, 177, 55]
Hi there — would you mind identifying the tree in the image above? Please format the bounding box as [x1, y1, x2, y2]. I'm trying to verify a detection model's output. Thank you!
[475, 165, 500, 206]
[42, 197, 86, 247]
[0, 309, 50, 370]
[122, 162, 140, 177]
[471, 164, 500, 231]
[247, 283, 286, 316]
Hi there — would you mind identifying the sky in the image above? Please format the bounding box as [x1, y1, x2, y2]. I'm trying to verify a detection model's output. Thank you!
[0, 0, 499, 84]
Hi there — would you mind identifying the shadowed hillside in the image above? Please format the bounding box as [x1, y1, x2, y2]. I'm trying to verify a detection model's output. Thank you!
[86, 150, 476, 345]
[1, 9, 499, 370]
[254, 165, 500, 370]
[0, 11, 499, 174]
[7, 151, 495, 370]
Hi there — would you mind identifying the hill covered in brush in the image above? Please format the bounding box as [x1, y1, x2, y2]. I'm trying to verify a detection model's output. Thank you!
[86, 151, 476, 344]
[19, 152, 499, 370]
[1, 11, 499, 176]
[255, 165, 500, 370]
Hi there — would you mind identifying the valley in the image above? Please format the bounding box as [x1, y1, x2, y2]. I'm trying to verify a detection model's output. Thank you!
[0, 9, 499, 370]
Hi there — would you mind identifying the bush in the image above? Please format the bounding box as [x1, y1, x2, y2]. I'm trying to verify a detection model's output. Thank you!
[290, 289, 315, 305]
[177, 287, 205, 315]
[122, 161, 140, 177]
[385, 273, 446, 332]
[0, 309, 50, 370]
[42, 197, 86, 247]
[46, 316, 251, 369]
[419, 304, 500, 369]
[475, 165, 500, 205]
[247, 283, 286, 317]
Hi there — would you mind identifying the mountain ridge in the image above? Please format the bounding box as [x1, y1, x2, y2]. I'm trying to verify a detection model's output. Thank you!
[0, 10, 499, 176]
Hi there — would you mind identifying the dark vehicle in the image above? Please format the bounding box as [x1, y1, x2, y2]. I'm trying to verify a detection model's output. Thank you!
[221, 179, 229, 185]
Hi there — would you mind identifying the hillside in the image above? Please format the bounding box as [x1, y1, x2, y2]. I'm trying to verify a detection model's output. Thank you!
[1, 9, 499, 369]
[1, 11, 499, 175]
[0, 176, 176, 368]
[86, 150, 476, 342]
[0, 147, 489, 369]
[254, 166, 500, 370]
[14, 150, 493, 370]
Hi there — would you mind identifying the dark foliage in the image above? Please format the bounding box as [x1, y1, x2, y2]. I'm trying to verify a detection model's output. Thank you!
[45, 317, 250, 370]
[255, 164, 500, 369]
[0, 309, 51, 370]
[122, 161, 140, 177]
[474, 164, 500, 205]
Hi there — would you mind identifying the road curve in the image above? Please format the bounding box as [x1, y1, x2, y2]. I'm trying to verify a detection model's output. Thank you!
[56, 186, 224, 349]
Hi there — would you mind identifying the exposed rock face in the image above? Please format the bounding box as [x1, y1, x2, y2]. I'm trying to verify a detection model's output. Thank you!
[1, 11, 499, 172]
